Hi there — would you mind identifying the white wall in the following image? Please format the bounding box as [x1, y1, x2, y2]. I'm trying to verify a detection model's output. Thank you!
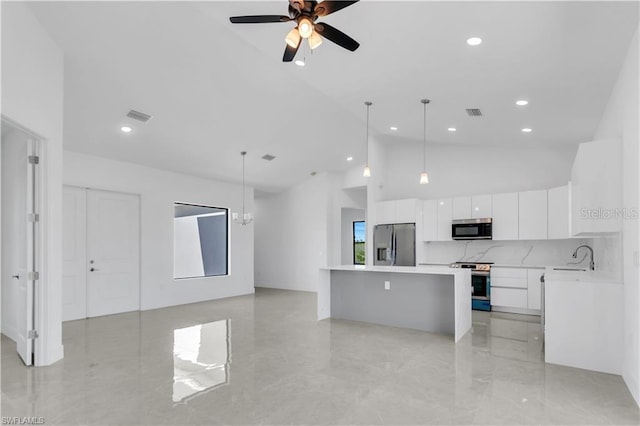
[1, 2, 65, 366]
[63, 151, 255, 310]
[254, 174, 331, 292]
[341, 208, 365, 265]
[593, 27, 639, 405]
[376, 142, 577, 201]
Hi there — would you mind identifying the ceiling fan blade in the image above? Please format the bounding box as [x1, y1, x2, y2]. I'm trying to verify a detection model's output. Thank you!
[283, 43, 301, 62]
[229, 15, 291, 24]
[314, 1, 359, 17]
[314, 23, 360, 51]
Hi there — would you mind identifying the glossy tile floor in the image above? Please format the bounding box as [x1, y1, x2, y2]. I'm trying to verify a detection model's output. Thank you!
[2, 288, 639, 425]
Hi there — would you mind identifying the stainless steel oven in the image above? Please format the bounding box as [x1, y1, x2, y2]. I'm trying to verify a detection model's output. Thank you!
[450, 262, 492, 311]
[452, 218, 492, 240]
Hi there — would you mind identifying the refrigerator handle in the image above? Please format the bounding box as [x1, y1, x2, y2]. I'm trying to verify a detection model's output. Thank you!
[391, 229, 397, 265]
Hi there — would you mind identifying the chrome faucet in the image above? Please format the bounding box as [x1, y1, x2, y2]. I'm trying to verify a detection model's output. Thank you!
[572, 245, 595, 271]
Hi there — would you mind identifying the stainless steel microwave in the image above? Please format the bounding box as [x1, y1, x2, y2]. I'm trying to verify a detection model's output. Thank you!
[452, 218, 492, 240]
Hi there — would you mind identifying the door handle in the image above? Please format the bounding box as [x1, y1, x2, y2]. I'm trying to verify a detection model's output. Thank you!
[12, 274, 20, 279]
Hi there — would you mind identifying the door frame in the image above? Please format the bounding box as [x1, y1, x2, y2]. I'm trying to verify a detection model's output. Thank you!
[1, 115, 48, 366]
[63, 185, 142, 319]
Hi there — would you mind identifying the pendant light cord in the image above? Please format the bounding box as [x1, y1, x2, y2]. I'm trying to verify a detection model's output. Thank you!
[241, 151, 247, 217]
[365, 101, 372, 166]
[421, 99, 430, 170]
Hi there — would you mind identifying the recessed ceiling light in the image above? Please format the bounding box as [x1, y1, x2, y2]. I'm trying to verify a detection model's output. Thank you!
[346, 156, 353, 161]
[522, 128, 533, 133]
[466, 37, 482, 46]
[390, 126, 398, 131]
[294, 59, 305, 67]
[447, 127, 457, 132]
[516, 100, 529, 106]
[120, 126, 132, 133]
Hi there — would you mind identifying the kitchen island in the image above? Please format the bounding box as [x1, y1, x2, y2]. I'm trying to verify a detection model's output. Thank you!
[318, 265, 472, 342]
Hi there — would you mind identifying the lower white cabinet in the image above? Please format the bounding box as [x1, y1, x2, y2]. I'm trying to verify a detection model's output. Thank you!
[492, 287, 528, 309]
[490, 267, 542, 314]
[545, 277, 622, 374]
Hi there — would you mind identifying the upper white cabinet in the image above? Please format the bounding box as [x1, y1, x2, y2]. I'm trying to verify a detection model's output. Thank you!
[548, 185, 570, 239]
[452, 197, 472, 220]
[570, 139, 622, 235]
[395, 199, 418, 223]
[471, 195, 492, 219]
[436, 199, 453, 241]
[375, 199, 418, 225]
[376, 201, 395, 224]
[519, 189, 548, 240]
[492, 192, 519, 240]
[421, 200, 438, 241]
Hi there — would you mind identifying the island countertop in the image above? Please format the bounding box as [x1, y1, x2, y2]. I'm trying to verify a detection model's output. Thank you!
[323, 264, 469, 276]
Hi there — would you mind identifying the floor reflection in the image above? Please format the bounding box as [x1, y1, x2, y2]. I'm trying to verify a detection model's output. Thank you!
[173, 319, 231, 403]
[471, 310, 544, 363]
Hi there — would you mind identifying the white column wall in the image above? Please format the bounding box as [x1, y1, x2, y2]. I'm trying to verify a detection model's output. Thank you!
[2, 2, 65, 366]
[593, 27, 640, 405]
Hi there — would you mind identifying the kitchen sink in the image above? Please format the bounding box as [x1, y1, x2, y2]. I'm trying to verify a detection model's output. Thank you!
[553, 267, 587, 271]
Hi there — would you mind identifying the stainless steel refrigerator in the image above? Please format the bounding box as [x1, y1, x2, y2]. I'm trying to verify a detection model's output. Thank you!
[373, 223, 416, 266]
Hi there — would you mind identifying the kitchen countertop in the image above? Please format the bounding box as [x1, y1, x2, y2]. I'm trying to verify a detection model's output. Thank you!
[543, 268, 621, 284]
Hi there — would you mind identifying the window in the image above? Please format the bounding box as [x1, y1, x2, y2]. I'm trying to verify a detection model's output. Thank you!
[174, 203, 228, 279]
[353, 220, 365, 265]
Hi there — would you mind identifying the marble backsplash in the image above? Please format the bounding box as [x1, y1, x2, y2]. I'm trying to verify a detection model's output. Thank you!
[420, 238, 598, 268]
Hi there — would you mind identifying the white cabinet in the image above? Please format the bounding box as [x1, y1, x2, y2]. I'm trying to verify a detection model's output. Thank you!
[492, 288, 528, 309]
[471, 195, 492, 219]
[421, 200, 438, 241]
[419, 198, 452, 242]
[490, 267, 542, 313]
[570, 139, 622, 235]
[527, 269, 543, 310]
[545, 277, 622, 374]
[375, 199, 418, 225]
[395, 199, 417, 223]
[436, 199, 453, 241]
[491, 267, 527, 288]
[492, 192, 519, 240]
[452, 196, 472, 220]
[519, 189, 547, 240]
[548, 185, 570, 239]
[376, 201, 395, 224]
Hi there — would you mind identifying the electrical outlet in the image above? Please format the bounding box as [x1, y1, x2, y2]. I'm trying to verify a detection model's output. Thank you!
[384, 281, 390, 290]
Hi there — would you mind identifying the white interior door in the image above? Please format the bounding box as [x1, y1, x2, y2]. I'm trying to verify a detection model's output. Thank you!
[62, 186, 87, 321]
[17, 139, 38, 366]
[86, 189, 140, 317]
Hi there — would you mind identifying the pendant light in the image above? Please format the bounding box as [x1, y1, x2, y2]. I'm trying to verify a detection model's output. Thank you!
[363, 101, 372, 177]
[419, 99, 430, 184]
[232, 151, 253, 225]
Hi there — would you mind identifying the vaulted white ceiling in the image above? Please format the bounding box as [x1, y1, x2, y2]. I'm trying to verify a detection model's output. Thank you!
[27, 1, 638, 193]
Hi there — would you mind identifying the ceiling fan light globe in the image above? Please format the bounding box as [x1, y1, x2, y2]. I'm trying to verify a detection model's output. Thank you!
[298, 17, 313, 38]
[308, 30, 323, 49]
[285, 27, 301, 48]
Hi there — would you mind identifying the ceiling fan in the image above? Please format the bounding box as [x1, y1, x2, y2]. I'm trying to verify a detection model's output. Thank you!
[229, 0, 360, 62]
